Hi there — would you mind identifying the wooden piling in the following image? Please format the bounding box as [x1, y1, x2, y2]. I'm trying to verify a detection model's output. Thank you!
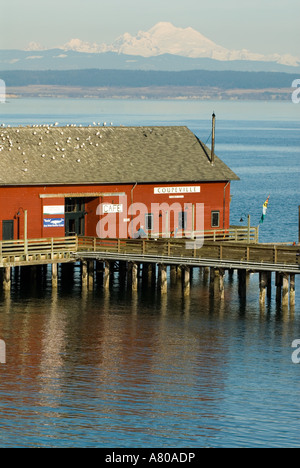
[3, 266, 11, 291]
[82, 261, 88, 288]
[266, 271, 272, 299]
[259, 271, 268, 305]
[132, 263, 138, 292]
[276, 272, 283, 303]
[170, 265, 177, 284]
[52, 263, 58, 288]
[282, 273, 289, 307]
[88, 260, 94, 289]
[238, 270, 247, 300]
[210, 267, 215, 286]
[290, 275, 296, 307]
[212, 268, 225, 299]
[104, 261, 110, 290]
[148, 263, 154, 286]
[160, 265, 168, 294]
[183, 267, 190, 296]
[219, 269, 225, 300]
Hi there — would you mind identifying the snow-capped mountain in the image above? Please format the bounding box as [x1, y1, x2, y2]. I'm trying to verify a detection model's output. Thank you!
[56, 22, 299, 67]
[110, 22, 229, 59]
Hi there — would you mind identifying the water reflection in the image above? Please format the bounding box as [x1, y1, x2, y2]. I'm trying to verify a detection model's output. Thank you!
[0, 265, 299, 447]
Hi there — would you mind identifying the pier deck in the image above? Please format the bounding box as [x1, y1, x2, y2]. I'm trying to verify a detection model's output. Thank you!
[0, 235, 298, 274]
[0, 236, 298, 305]
[76, 237, 299, 275]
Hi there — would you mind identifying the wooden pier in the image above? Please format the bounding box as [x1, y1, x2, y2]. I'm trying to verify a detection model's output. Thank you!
[0, 235, 299, 306]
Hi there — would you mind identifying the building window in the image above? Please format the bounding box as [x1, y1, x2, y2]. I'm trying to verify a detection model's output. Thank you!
[211, 211, 220, 228]
[65, 198, 85, 213]
[178, 211, 187, 230]
[145, 213, 154, 231]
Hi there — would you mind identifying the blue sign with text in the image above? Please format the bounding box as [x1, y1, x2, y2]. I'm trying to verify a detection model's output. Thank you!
[43, 218, 65, 228]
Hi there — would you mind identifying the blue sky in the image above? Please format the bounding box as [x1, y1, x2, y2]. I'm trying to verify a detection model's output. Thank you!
[1, 0, 299, 56]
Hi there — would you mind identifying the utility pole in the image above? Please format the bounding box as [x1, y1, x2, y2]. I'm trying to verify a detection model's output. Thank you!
[211, 113, 216, 166]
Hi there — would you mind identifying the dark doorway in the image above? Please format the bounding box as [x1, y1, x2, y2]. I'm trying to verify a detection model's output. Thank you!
[3, 220, 14, 241]
[65, 198, 86, 236]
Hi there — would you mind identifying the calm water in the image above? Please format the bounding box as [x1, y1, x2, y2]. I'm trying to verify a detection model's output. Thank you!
[0, 99, 299, 448]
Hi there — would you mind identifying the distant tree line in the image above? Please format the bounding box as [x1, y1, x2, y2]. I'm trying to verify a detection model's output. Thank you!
[1, 69, 294, 90]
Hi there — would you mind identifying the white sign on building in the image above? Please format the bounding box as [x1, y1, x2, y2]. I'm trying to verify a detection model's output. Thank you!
[102, 204, 124, 214]
[43, 205, 65, 215]
[154, 186, 201, 195]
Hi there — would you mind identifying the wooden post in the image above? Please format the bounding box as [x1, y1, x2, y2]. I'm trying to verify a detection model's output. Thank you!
[24, 209, 28, 256]
[52, 263, 58, 288]
[238, 270, 247, 299]
[132, 262, 138, 292]
[212, 268, 224, 299]
[3, 266, 11, 291]
[219, 269, 225, 300]
[290, 274, 296, 307]
[282, 273, 289, 307]
[247, 214, 251, 244]
[210, 267, 215, 287]
[203, 266, 210, 284]
[276, 272, 282, 303]
[259, 271, 268, 305]
[266, 271, 272, 299]
[104, 261, 110, 290]
[88, 260, 94, 289]
[160, 264, 168, 294]
[147, 263, 153, 286]
[170, 265, 177, 284]
[183, 266, 190, 296]
[82, 261, 88, 288]
[213, 268, 219, 295]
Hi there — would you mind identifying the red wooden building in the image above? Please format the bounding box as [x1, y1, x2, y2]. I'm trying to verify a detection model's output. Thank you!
[0, 124, 239, 241]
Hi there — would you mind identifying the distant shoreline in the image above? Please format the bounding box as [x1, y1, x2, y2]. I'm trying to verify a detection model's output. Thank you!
[5, 85, 292, 101]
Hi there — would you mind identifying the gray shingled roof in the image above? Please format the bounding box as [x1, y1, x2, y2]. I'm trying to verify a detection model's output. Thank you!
[0, 125, 239, 185]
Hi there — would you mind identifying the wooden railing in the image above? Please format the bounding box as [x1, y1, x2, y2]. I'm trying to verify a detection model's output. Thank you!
[137, 226, 259, 243]
[0, 235, 298, 273]
[77, 236, 299, 270]
[0, 236, 77, 265]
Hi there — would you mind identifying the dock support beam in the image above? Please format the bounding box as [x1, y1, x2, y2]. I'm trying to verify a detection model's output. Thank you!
[183, 267, 190, 296]
[52, 263, 58, 288]
[88, 260, 94, 289]
[219, 269, 225, 300]
[132, 263, 138, 292]
[104, 261, 110, 290]
[276, 272, 283, 304]
[238, 270, 247, 300]
[148, 264, 154, 286]
[259, 271, 268, 305]
[213, 268, 225, 300]
[82, 261, 88, 288]
[3, 266, 11, 291]
[170, 265, 177, 284]
[282, 273, 289, 307]
[159, 265, 168, 294]
[290, 275, 296, 307]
